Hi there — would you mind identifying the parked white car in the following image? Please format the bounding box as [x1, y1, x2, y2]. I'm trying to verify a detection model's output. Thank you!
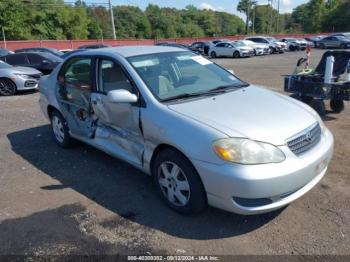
[234, 40, 270, 56]
[209, 42, 254, 58]
[0, 60, 42, 96]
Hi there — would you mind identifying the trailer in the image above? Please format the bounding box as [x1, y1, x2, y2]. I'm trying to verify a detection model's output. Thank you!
[284, 50, 350, 116]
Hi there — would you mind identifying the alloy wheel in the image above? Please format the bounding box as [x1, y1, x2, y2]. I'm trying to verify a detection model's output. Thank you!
[0, 79, 16, 96]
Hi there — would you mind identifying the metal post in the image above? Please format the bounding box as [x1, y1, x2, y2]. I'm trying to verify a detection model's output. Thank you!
[2, 27, 6, 48]
[109, 0, 116, 40]
[277, 0, 280, 33]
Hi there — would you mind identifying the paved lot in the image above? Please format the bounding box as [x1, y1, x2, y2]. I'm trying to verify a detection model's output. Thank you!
[0, 49, 349, 256]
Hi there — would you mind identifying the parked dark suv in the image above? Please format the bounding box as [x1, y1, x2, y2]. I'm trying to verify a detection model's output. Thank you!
[0, 52, 63, 74]
[15, 47, 63, 58]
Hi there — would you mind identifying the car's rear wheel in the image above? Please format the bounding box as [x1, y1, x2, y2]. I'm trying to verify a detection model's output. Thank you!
[330, 99, 345, 113]
[50, 110, 74, 148]
[210, 51, 216, 58]
[0, 78, 17, 96]
[320, 43, 326, 49]
[233, 51, 240, 58]
[153, 148, 207, 215]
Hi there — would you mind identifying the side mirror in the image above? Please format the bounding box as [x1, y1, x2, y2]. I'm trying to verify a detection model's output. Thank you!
[107, 89, 138, 103]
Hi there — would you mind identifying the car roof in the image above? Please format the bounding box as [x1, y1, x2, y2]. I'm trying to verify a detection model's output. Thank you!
[76, 45, 189, 58]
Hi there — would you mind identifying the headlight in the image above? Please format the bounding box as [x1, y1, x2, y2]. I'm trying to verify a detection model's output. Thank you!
[213, 138, 285, 164]
[14, 74, 31, 79]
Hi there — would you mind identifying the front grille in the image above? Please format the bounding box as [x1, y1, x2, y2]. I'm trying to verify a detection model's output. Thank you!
[287, 123, 321, 155]
[28, 73, 42, 79]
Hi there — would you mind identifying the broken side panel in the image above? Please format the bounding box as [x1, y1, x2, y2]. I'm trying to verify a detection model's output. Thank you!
[91, 92, 144, 166]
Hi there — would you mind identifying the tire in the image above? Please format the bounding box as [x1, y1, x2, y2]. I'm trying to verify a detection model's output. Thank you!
[290, 94, 301, 100]
[309, 99, 326, 116]
[233, 51, 240, 58]
[330, 99, 345, 113]
[152, 148, 207, 215]
[269, 47, 274, 54]
[0, 78, 17, 96]
[320, 43, 326, 49]
[210, 51, 216, 58]
[289, 46, 295, 52]
[50, 110, 75, 148]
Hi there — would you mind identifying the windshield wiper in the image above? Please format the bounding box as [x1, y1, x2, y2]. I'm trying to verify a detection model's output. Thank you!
[161, 92, 204, 102]
[161, 83, 250, 102]
[207, 83, 250, 93]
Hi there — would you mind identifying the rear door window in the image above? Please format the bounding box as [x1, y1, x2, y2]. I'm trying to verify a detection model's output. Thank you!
[27, 54, 44, 65]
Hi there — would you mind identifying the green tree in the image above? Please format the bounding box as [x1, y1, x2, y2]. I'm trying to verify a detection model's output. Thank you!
[237, 0, 257, 34]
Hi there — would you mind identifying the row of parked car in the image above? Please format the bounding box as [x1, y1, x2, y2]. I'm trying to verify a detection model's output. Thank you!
[0, 33, 349, 96]
[157, 33, 350, 59]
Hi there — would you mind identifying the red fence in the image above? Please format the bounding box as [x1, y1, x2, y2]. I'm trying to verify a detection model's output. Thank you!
[0, 34, 326, 51]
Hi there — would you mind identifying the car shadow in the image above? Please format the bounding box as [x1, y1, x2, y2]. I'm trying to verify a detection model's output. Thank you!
[7, 125, 282, 240]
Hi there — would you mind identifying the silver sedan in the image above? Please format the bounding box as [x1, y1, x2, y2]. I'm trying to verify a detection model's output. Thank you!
[39, 46, 333, 215]
[0, 61, 42, 96]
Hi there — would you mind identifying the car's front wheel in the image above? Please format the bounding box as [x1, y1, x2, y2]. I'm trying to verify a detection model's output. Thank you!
[153, 148, 207, 215]
[50, 110, 74, 148]
[210, 51, 216, 58]
[0, 78, 17, 96]
[233, 51, 240, 58]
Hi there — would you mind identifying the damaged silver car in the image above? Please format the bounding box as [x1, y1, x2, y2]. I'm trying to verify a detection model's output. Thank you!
[39, 46, 333, 215]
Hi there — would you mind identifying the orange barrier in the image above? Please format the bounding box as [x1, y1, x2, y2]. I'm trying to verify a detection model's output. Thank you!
[0, 34, 327, 51]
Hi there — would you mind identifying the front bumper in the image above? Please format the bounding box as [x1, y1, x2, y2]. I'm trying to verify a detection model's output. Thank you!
[192, 128, 333, 215]
[14, 76, 39, 91]
[241, 51, 254, 57]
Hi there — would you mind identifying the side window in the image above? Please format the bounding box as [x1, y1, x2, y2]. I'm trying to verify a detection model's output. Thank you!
[6, 54, 27, 65]
[27, 54, 44, 64]
[99, 59, 133, 93]
[63, 58, 92, 91]
[216, 43, 225, 47]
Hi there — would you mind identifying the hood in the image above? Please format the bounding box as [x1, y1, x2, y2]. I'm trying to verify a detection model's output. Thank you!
[13, 66, 42, 75]
[239, 46, 253, 51]
[253, 44, 269, 49]
[168, 86, 317, 145]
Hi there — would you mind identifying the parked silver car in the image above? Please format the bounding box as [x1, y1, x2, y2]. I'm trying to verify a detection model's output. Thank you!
[234, 40, 270, 55]
[209, 42, 254, 58]
[39, 46, 333, 215]
[318, 35, 350, 49]
[0, 60, 42, 96]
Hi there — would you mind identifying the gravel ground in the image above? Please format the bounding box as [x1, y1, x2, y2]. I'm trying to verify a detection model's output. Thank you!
[0, 49, 349, 258]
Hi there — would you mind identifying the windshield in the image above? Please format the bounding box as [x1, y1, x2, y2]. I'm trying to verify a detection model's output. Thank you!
[243, 40, 255, 45]
[235, 41, 245, 46]
[48, 48, 64, 57]
[0, 61, 12, 69]
[128, 51, 247, 101]
[40, 52, 63, 63]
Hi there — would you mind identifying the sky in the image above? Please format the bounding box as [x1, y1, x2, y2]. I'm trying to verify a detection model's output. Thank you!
[78, 0, 308, 19]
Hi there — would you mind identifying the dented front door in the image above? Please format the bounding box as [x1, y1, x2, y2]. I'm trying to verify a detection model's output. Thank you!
[91, 59, 144, 166]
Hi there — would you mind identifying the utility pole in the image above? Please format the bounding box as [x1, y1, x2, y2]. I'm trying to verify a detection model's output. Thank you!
[2, 27, 6, 48]
[246, 0, 251, 35]
[252, 4, 256, 34]
[109, 0, 116, 40]
[276, 0, 280, 33]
